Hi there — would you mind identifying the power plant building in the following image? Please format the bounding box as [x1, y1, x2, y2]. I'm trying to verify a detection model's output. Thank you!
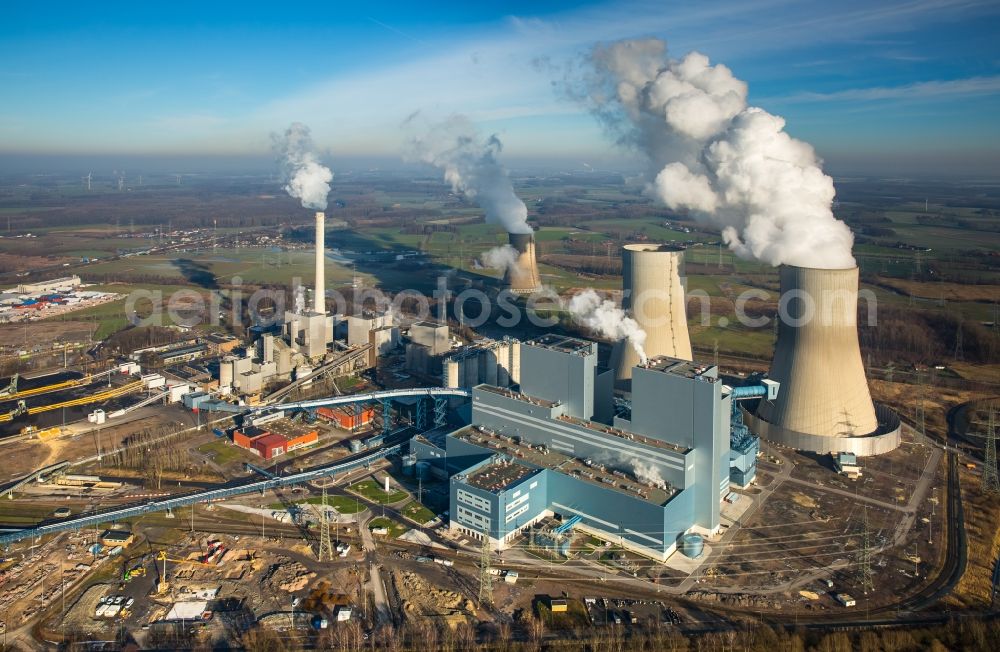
[433, 334, 735, 560]
[441, 338, 520, 390]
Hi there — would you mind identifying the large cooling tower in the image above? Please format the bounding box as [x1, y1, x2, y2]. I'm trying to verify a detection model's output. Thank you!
[503, 233, 542, 294]
[314, 211, 326, 314]
[749, 265, 900, 456]
[614, 244, 692, 385]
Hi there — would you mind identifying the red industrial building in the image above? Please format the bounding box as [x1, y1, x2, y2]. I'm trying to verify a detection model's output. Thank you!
[316, 405, 375, 431]
[232, 425, 318, 461]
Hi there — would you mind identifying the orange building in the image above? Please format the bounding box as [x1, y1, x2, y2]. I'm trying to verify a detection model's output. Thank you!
[316, 405, 375, 431]
[233, 423, 319, 460]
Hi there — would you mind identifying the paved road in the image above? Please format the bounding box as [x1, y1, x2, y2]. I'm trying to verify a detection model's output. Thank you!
[357, 512, 391, 626]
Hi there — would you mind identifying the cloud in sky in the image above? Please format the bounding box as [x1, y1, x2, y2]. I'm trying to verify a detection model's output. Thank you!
[775, 75, 1000, 103]
[0, 0, 998, 175]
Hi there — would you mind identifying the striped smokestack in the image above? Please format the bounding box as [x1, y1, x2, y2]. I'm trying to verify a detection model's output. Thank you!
[314, 211, 326, 314]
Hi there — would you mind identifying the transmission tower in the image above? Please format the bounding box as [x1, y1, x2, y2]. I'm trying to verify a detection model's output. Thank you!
[317, 485, 334, 561]
[982, 406, 999, 495]
[857, 507, 875, 595]
[477, 527, 493, 608]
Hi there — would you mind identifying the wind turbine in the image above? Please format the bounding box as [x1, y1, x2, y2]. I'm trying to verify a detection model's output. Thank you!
[83, 172, 92, 190]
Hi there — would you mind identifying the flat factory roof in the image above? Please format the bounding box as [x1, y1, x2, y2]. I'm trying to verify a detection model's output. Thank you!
[463, 457, 537, 493]
[524, 334, 593, 355]
[262, 418, 319, 440]
[476, 384, 558, 408]
[455, 426, 674, 506]
[641, 356, 717, 380]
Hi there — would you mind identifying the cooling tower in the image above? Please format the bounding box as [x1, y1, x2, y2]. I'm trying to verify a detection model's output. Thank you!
[503, 233, 542, 294]
[314, 211, 326, 314]
[614, 244, 692, 385]
[748, 265, 900, 456]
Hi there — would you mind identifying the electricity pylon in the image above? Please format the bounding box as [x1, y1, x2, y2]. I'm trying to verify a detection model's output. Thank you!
[858, 507, 875, 596]
[318, 485, 334, 561]
[982, 407, 999, 495]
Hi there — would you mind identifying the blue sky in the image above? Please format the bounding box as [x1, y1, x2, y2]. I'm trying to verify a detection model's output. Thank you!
[2, 0, 999, 176]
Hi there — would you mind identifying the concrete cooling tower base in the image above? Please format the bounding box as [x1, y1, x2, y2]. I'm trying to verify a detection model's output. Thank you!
[744, 404, 900, 456]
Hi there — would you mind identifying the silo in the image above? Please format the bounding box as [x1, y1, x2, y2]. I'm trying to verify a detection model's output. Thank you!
[614, 244, 692, 386]
[509, 339, 521, 385]
[680, 533, 704, 559]
[415, 461, 431, 481]
[750, 265, 898, 455]
[219, 356, 235, 389]
[443, 359, 460, 389]
[463, 353, 480, 388]
[495, 341, 511, 387]
[482, 344, 499, 386]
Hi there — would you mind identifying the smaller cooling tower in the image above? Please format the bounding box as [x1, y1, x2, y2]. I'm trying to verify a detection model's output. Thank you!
[748, 265, 900, 456]
[503, 233, 542, 294]
[614, 244, 692, 385]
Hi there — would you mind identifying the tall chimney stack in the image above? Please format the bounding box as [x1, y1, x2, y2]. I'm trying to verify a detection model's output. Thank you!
[748, 265, 900, 456]
[614, 244, 692, 386]
[314, 211, 326, 314]
[503, 232, 541, 294]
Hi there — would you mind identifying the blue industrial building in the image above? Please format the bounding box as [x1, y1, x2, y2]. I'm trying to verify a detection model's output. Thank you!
[414, 334, 762, 562]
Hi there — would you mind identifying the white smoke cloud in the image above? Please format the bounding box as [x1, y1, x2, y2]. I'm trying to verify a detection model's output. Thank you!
[273, 122, 333, 210]
[567, 289, 647, 364]
[407, 114, 532, 235]
[479, 244, 520, 272]
[580, 39, 855, 269]
[627, 457, 667, 490]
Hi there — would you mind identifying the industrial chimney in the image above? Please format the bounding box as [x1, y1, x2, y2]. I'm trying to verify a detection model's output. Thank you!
[314, 211, 326, 314]
[614, 244, 692, 386]
[748, 265, 900, 456]
[503, 232, 542, 294]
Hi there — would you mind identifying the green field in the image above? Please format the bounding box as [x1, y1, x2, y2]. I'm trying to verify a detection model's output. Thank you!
[368, 516, 408, 538]
[197, 439, 252, 466]
[348, 478, 409, 505]
[399, 500, 436, 525]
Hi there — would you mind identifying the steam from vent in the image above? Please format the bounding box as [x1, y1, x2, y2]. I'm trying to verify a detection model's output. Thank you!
[628, 457, 667, 490]
[568, 289, 647, 364]
[480, 245, 520, 272]
[408, 115, 532, 235]
[273, 122, 333, 210]
[579, 39, 855, 269]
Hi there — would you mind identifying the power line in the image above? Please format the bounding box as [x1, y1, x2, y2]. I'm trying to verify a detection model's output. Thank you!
[857, 506, 875, 595]
[318, 484, 334, 561]
[982, 405, 999, 495]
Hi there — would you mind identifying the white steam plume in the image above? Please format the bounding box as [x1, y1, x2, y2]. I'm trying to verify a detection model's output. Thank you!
[408, 115, 532, 235]
[627, 457, 667, 490]
[480, 245, 520, 272]
[580, 39, 855, 269]
[567, 289, 647, 364]
[273, 122, 333, 210]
